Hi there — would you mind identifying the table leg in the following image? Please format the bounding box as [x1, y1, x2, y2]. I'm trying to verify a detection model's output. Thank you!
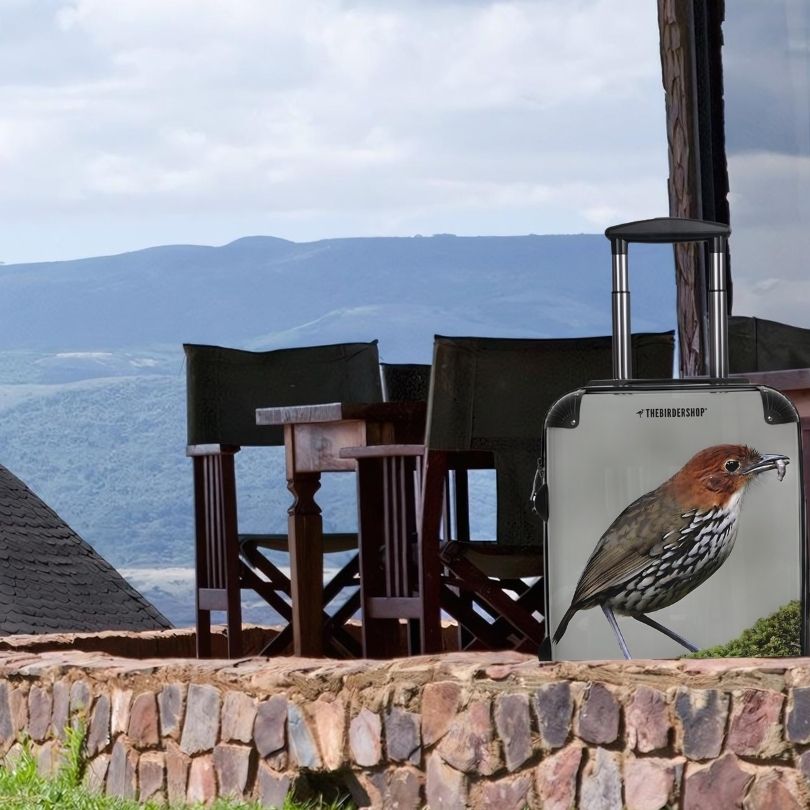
[287, 471, 324, 657]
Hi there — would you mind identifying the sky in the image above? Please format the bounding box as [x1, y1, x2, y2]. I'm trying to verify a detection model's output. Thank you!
[0, 0, 670, 265]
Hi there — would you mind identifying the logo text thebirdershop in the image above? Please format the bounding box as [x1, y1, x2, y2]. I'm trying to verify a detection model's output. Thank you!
[636, 407, 708, 418]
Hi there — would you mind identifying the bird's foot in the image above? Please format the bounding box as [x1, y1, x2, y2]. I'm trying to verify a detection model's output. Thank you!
[601, 604, 632, 659]
[633, 613, 698, 653]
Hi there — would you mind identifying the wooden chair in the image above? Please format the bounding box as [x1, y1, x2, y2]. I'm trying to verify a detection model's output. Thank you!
[344, 331, 675, 657]
[185, 341, 383, 658]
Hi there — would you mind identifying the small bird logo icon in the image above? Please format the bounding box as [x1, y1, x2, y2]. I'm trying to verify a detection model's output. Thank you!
[553, 444, 789, 658]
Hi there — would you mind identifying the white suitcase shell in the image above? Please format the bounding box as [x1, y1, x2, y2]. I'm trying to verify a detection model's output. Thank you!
[541, 218, 806, 660]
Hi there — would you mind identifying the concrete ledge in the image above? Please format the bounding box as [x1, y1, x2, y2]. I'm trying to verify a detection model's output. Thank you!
[0, 622, 461, 660]
[0, 625, 274, 659]
[1, 643, 810, 807]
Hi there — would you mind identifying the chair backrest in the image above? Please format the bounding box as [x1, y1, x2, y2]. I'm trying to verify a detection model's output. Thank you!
[424, 331, 675, 545]
[380, 362, 431, 402]
[730, 315, 810, 373]
[185, 341, 383, 447]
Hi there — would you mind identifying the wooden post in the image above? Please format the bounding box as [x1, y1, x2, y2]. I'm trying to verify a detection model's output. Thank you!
[658, 0, 704, 376]
[658, 0, 729, 377]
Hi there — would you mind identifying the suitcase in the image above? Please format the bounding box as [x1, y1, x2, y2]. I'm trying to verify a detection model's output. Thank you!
[540, 217, 807, 660]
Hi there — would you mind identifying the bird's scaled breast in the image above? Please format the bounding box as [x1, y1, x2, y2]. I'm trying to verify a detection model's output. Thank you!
[608, 505, 740, 615]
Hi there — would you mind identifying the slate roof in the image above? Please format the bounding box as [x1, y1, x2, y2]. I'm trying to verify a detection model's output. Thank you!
[0, 463, 171, 634]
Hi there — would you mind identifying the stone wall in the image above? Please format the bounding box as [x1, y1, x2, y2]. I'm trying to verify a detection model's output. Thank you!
[1, 644, 810, 808]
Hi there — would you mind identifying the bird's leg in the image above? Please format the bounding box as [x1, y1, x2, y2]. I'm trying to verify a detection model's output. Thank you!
[632, 613, 698, 653]
[601, 604, 632, 659]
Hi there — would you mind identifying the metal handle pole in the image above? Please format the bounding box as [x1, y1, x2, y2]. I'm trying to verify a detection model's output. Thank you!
[706, 236, 728, 378]
[611, 238, 632, 380]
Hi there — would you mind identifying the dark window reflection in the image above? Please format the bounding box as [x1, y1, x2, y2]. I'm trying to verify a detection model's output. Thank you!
[723, 1, 810, 325]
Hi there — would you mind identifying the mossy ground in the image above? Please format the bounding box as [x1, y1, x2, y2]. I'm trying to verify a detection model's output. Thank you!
[685, 600, 802, 658]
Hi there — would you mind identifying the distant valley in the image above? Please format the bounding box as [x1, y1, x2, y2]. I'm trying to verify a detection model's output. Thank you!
[0, 234, 676, 625]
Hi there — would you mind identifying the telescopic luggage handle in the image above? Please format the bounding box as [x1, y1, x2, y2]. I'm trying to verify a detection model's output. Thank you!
[605, 217, 731, 381]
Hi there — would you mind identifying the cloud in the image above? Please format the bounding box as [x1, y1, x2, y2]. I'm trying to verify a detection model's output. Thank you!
[0, 0, 668, 262]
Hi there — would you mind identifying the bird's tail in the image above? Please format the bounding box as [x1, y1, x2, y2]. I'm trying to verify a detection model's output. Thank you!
[552, 605, 578, 645]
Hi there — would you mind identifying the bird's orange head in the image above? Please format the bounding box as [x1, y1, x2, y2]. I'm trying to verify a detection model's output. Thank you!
[668, 443, 789, 509]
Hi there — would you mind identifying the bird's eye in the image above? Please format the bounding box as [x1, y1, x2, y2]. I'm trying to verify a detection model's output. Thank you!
[725, 459, 740, 472]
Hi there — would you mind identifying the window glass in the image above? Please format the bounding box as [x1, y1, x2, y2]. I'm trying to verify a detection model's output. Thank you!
[724, 1, 810, 326]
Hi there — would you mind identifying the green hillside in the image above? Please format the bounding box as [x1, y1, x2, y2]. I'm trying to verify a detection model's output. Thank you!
[0, 371, 362, 625]
[0, 234, 674, 625]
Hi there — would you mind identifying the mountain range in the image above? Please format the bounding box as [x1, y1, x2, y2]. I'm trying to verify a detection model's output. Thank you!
[0, 234, 676, 625]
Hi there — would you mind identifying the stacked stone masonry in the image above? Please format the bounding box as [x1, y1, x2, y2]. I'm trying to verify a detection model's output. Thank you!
[2, 645, 810, 808]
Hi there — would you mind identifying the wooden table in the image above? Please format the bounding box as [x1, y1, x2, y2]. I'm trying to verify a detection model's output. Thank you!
[255, 401, 426, 657]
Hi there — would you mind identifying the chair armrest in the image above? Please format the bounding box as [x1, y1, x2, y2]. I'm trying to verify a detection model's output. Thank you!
[239, 532, 358, 553]
[186, 443, 241, 457]
[339, 444, 425, 459]
[441, 540, 544, 578]
[238, 533, 289, 552]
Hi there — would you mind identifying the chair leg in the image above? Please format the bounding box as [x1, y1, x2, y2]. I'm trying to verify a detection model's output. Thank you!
[260, 624, 292, 656]
[226, 601, 244, 658]
[193, 454, 211, 658]
[196, 607, 212, 658]
[240, 543, 292, 594]
[325, 592, 363, 658]
[419, 452, 449, 653]
[242, 548, 361, 657]
[439, 586, 505, 649]
[442, 551, 544, 647]
[191, 448, 244, 659]
[452, 469, 475, 650]
[323, 555, 360, 604]
[239, 564, 293, 620]
[486, 579, 546, 641]
[357, 455, 406, 658]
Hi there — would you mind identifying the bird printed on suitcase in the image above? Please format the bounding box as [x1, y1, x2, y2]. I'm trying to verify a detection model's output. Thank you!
[553, 444, 789, 658]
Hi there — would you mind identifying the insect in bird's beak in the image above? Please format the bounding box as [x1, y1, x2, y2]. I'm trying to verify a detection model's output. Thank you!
[741, 453, 790, 480]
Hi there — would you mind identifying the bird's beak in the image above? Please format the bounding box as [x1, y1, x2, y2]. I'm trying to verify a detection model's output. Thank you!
[741, 453, 790, 477]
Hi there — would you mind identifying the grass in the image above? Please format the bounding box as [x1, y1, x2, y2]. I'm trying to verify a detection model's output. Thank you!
[685, 600, 802, 658]
[0, 724, 350, 810]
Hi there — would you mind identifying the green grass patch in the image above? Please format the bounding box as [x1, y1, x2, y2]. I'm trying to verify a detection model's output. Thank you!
[685, 600, 802, 658]
[0, 724, 349, 809]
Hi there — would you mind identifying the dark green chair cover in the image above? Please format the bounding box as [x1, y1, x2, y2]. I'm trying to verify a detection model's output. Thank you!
[184, 340, 382, 658]
[186, 341, 383, 447]
[426, 331, 675, 548]
[730, 315, 810, 373]
[380, 362, 431, 402]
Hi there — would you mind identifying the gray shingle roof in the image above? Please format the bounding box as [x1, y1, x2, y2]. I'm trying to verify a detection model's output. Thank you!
[0, 464, 171, 634]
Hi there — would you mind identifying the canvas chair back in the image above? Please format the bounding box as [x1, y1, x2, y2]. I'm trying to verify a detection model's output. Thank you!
[425, 332, 676, 546]
[730, 316, 810, 373]
[380, 362, 431, 402]
[185, 340, 383, 447]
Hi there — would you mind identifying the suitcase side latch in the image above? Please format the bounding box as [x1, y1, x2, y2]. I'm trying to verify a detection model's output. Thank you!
[531, 458, 549, 520]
